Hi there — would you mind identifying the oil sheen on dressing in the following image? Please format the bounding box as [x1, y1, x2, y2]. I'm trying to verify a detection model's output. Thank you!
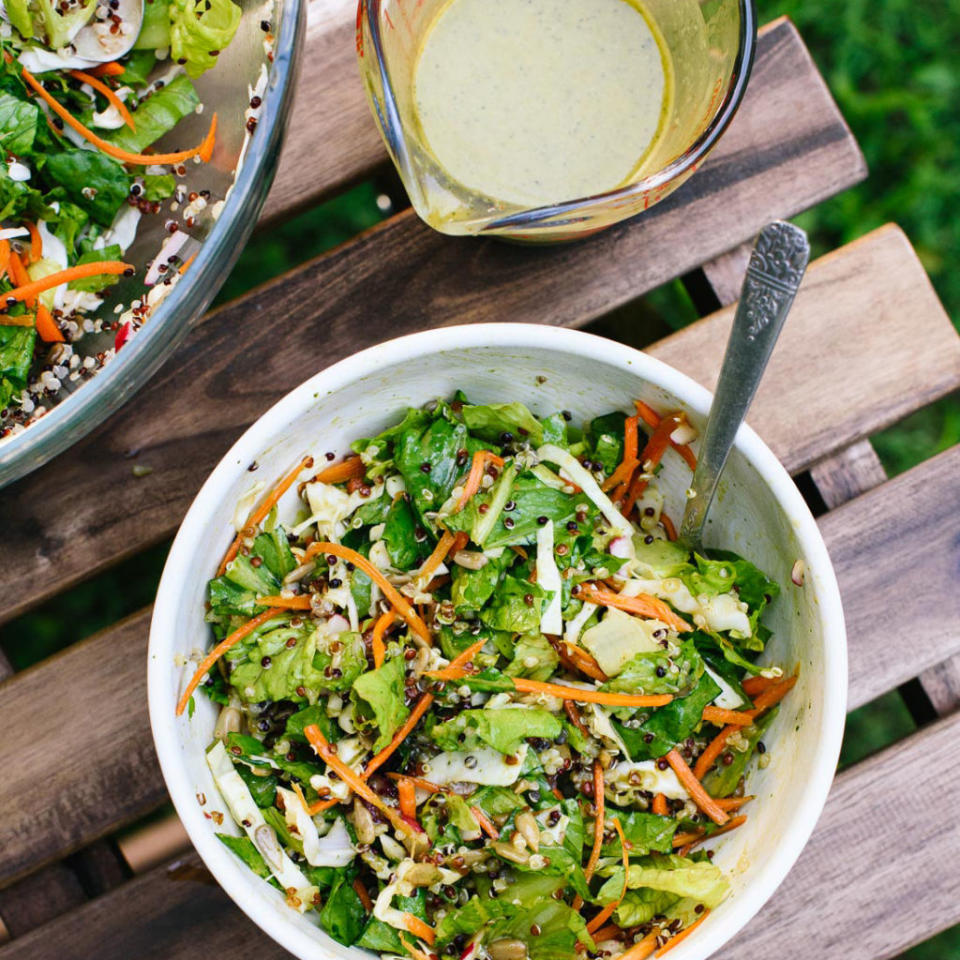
[413, 0, 669, 208]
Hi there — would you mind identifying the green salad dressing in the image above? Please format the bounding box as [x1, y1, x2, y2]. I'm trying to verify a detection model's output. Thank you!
[413, 0, 672, 207]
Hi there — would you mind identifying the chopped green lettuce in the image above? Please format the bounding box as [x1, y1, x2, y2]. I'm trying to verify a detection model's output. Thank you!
[479, 575, 544, 633]
[350, 656, 410, 752]
[703, 706, 779, 797]
[0, 92, 39, 156]
[430, 707, 561, 755]
[460, 401, 544, 446]
[106, 75, 200, 154]
[40, 149, 130, 226]
[505, 634, 558, 681]
[170, 0, 242, 78]
[319, 877, 367, 946]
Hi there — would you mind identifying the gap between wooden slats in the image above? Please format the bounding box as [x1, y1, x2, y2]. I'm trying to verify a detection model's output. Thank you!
[2, 706, 958, 960]
[0, 20, 873, 628]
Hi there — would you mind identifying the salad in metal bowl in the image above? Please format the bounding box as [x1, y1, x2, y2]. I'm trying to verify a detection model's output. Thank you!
[0, 0, 268, 438]
[176, 396, 796, 959]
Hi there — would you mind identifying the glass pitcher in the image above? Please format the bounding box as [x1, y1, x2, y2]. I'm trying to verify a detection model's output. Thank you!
[357, 0, 757, 242]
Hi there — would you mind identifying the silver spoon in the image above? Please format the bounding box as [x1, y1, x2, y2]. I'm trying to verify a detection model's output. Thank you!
[679, 221, 810, 549]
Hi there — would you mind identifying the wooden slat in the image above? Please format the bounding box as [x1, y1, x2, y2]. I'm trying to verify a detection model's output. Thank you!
[5, 705, 959, 960]
[2, 437, 956, 888]
[259, 1, 384, 223]
[809, 440, 888, 510]
[0, 20, 875, 627]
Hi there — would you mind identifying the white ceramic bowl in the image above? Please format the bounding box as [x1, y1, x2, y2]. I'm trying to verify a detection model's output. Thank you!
[149, 323, 847, 960]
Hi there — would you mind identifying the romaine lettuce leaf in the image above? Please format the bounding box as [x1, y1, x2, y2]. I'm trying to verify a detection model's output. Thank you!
[285, 703, 341, 744]
[395, 414, 470, 525]
[106, 74, 200, 153]
[504, 634, 558, 681]
[37, 0, 97, 48]
[350, 656, 410, 752]
[451, 549, 510, 614]
[461, 401, 544, 446]
[4, 0, 33, 39]
[614, 670, 721, 761]
[134, 0, 172, 49]
[487, 898, 595, 960]
[703, 705, 779, 797]
[436, 895, 517, 945]
[615, 853, 729, 908]
[0, 92, 39, 155]
[613, 888, 678, 927]
[69, 245, 125, 292]
[588, 411, 627, 473]
[430, 707, 561, 755]
[479, 575, 544, 633]
[602, 638, 704, 696]
[382, 496, 430, 570]
[170, 0, 242, 78]
[40, 148, 130, 226]
[319, 877, 367, 946]
[601, 809, 677, 857]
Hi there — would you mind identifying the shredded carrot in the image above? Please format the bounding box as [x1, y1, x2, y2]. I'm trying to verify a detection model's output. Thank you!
[455, 450, 505, 511]
[371, 609, 396, 668]
[8, 249, 30, 290]
[601, 457, 639, 494]
[565, 643, 609, 683]
[255, 595, 310, 609]
[652, 793, 668, 816]
[176, 607, 285, 716]
[619, 930, 660, 960]
[352, 877, 373, 911]
[304, 724, 411, 834]
[672, 815, 746, 853]
[672, 829, 706, 849]
[402, 914, 436, 947]
[591, 925, 622, 943]
[656, 910, 710, 955]
[18, 61, 218, 166]
[397, 777, 417, 820]
[702, 705, 754, 727]
[89, 61, 125, 77]
[602, 414, 640, 493]
[633, 400, 699, 474]
[1, 258, 127, 309]
[742, 675, 774, 697]
[693, 725, 737, 780]
[36, 304, 64, 342]
[69, 69, 135, 130]
[417, 530, 456, 585]
[587, 817, 628, 934]
[363, 693, 435, 778]
[399, 933, 434, 960]
[749, 674, 797, 712]
[217, 455, 314, 576]
[471, 805, 499, 840]
[307, 796, 339, 815]
[659, 510, 677, 542]
[573, 759, 605, 911]
[716, 795, 754, 811]
[0, 315, 33, 327]
[387, 772, 444, 794]
[26, 221, 41, 262]
[303, 542, 431, 644]
[564, 700, 591, 738]
[578, 583, 692, 633]
[621, 414, 680, 517]
[311, 455, 366, 485]
[665, 749, 728, 825]
[0, 239, 10, 279]
[177, 252, 197, 275]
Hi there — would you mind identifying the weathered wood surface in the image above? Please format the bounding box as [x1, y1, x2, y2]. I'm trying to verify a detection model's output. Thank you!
[809, 441, 888, 510]
[0, 18, 867, 629]
[2, 433, 957, 889]
[260, 0, 383, 223]
[5, 704, 959, 960]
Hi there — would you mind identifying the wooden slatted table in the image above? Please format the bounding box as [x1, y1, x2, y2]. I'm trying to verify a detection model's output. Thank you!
[2, 5, 959, 959]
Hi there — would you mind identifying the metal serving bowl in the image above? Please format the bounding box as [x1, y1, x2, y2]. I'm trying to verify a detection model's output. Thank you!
[0, 0, 304, 487]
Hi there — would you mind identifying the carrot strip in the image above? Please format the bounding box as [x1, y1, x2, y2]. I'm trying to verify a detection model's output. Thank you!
[455, 450, 505, 511]
[1, 259, 131, 307]
[307, 796, 339, 815]
[397, 777, 417, 820]
[749, 674, 797, 712]
[352, 877, 373, 911]
[564, 643, 609, 683]
[176, 607, 285, 716]
[363, 693, 434, 778]
[633, 400, 698, 474]
[573, 760, 605, 911]
[620, 930, 660, 960]
[0, 239, 10, 279]
[471, 805, 499, 840]
[665, 749, 728, 825]
[387, 772, 444, 794]
[659, 510, 677, 542]
[671, 829, 706, 849]
[693, 725, 737, 780]
[601, 457, 639, 494]
[602, 414, 640, 493]
[26, 221, 41, 262]
[656, 910, 709, 955]
[716, 795, 754, 811]
[587, 817, 628, 934]
[0, 315, 33, 327]
[311, 455, 365, 485]
[578, 583, 692, 633]
[402, 914, 436, 947]
[304, 542, 431, 644]
[621, 414, 680, 517]
[178, 252, 197, 275]
[304, 724, 411, 834]
[35, 303, 63, 342]
[564, 700, 591, 738]
[255, 595, 310, 609]
[217, 455, 314, 575]
[69, 69, 135, 129]
[591, 925, 622, 943]
[652, 793, 668, 816]
[399, 933, 434, 960]
[702, 705, 754, 727]
[417, 530, 455, 584]
[371, 609, 396, 668]
[741, 675, 774, 697]
[18, 62, 217, 165]
[89, 61, 125, 77]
